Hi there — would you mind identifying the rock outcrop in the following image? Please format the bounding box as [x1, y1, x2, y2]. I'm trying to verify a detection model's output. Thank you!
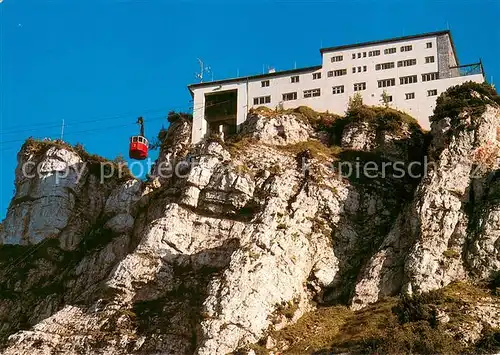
[0, 83, 499, 354]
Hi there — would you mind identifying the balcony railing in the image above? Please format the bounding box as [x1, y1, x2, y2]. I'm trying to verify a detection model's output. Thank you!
[449, 62, 484, 77]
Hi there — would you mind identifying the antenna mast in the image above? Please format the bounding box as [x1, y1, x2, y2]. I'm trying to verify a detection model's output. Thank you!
[60, 119, 65, 140]
[195, 58, 213, 83]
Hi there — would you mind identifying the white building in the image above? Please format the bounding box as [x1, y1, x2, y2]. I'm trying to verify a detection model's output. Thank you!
[188, 30, 485, 143]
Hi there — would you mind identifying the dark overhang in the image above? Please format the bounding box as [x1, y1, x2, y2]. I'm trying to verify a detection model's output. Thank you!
[320, 30, 451, 53]
[188, 65, 322, 94]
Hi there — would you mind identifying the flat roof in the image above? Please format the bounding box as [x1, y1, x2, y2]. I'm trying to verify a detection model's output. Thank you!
[320, 30, 451, 53]
[188, 30, 462, 94]
[188, 65, 322, 93]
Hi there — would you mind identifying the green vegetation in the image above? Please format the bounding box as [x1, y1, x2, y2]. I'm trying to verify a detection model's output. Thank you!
[279, 140, 341, 162]
[249, 105, 343, 135]
[268, 282, 499, 354]
[225, 136, 259, 155]
[21, 138, 133, 182]
[443, 249, 460, 259]
[167, 111, 192, 123]
[431, 81, 500, 124]
[344, 105, 422, 135]
[275, 299, 300, 320]
[150, 111, 193, 151]
[347, 93, 364, 112]
[380, 90, 391, 108]
[474, 326, 500, 353]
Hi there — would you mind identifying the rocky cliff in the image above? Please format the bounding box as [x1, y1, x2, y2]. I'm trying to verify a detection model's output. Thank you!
[0, 82, 499, 354]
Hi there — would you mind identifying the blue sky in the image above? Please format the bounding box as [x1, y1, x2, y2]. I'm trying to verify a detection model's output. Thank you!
[1, 0, 499, 219]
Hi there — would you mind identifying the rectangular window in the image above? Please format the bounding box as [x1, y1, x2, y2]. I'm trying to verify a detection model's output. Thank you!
[332, 85, 344, 94]
[352, 67, 356, 74]
[357, 53, 361, 58]
[291, 75, 299, 83]
[253, 96, 271, 105]
[387, 95, 393, 102]
[334, 69, 347, 76]
[353, 82, 366, 91]
[422, 72, 439, 81]
[369, 50, 381, 57]
[425, 56, 435, 63]
[363, 52, 366, 57]
[282, 92, 297, 101]
[405, 92, 415, 100]
[377, 78, 396, 88]
[427, 89, 438, 96]
[400, 75, 418, 85]
[327, 70, 334, 77]
[312, 72, 322, 80]
[384, 47, 396, 54]
[352, 53, 356, 59]
[397, 59, 417, 67]
[376, 62, 395, 70]
[426, 42, 433, 48]
[401, 45, 413, 52]
[261, 80, 270, 87]
[304, 88, 321, 98]
[331, 55, 343, 62]
[357, 66, 361, 73]
[363, 65, 367, 72]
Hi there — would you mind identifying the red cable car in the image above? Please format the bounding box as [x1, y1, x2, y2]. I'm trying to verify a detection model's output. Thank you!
[129, 117, 149, 160]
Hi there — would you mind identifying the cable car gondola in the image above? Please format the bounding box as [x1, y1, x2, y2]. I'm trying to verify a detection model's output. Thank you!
[129, 116, 149, 160]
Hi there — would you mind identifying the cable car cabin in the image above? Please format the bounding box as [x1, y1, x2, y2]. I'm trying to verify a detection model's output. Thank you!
[129, 136, 149, 160]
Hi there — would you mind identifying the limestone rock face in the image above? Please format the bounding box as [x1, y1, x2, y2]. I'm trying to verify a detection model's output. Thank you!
[352, 100, 500, 309]
[0, 147, 86, 246]
[240, 112, 313, 145]
[341, 118, 425, 162]
[0, 92, 499, 354]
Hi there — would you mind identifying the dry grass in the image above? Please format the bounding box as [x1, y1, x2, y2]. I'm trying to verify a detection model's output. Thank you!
[278, 140, 342, 162]
[267, 282, 499, 354]
[225, 136, 260, 156]
[271, 305, 352, 353]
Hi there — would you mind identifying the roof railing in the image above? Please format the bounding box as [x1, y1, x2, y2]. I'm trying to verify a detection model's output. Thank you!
[449, 61, 484, 78]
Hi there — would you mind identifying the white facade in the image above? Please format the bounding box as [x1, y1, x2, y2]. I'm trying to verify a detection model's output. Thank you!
[189, 31, 485, 143]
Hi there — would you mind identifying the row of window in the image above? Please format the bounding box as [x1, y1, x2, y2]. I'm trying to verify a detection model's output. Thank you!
[377, 72, 439, 87]
[254, 87, 439, 104]
[261, 56, 436, 87]
[332, 87, 437, 99]
[350, 50, 383, 59]
[347, 41, 432, 60]
[277, 71, 440, 89]
[374, 56, 434, 70]
[352, 66, 368, 73]
[283, 89, 321, 101]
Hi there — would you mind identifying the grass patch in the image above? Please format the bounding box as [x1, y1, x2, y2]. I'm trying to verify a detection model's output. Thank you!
[443, 249, 460, 259]
[225, 136, 260, 156]
[271, 282, 498, 354]
[270, 305, 352, 353]
[431, 81, 500, 124]
[275, 299, 300, 320]
[344, 105, 422, 135]
[279, 140, 342, 162]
